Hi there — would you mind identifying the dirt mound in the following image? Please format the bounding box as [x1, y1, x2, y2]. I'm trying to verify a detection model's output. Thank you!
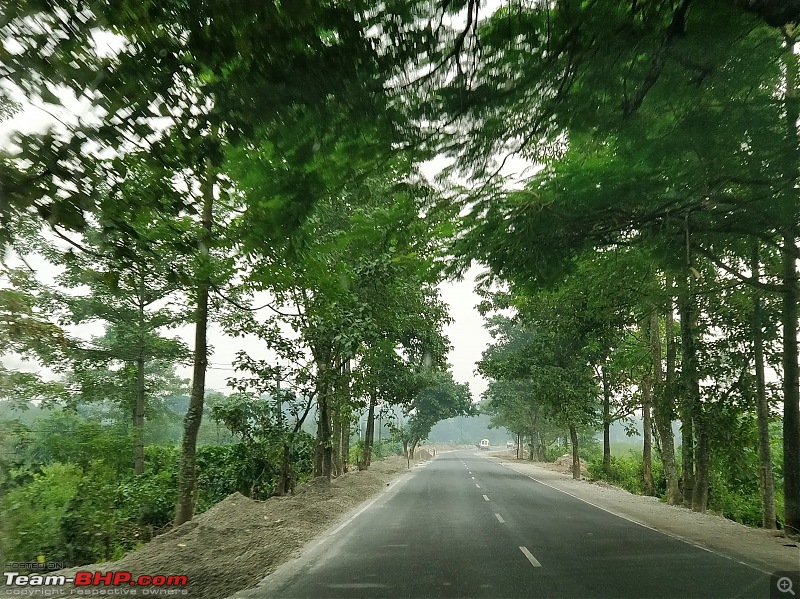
[46, 455, 421, 599]
[549, 454, 589, 477]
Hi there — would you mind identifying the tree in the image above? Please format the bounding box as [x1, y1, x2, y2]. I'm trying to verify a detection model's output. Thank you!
[481, 379, 562, 461]
[395, 371, 474, 459]
[478, 306, 599, 480]
[438, 2, 797, 531]
[42, 211, 190, 475]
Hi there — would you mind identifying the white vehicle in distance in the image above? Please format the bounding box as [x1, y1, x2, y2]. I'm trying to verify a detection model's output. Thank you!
[479, 439, 490, 451]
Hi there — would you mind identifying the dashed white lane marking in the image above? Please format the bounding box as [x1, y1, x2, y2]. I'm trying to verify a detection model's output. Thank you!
[519, 546, 542, 567]
[495, 460, 775, 577]
[495, 513, 505, 523]
[471, 476, 475, 480]
[483, 494, 490, 501]
[476, 484, 481, 488]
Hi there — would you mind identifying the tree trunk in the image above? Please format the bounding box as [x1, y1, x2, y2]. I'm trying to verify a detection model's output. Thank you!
[679, 255, 708, 513]
[650, 310, 681, 504]
[331, 401, 342, 477]
[276, 441, 292, 496]
[641, 356, 655, 497]
[781, 36, 800, 537]
[317, 395, 333, 480]
[536, 431, 547, 461]
[641, 325, 655, 495]
[341, 361, 351, 473]
[174, 162, 214, 527]
[665, 276, 677, 389]
[601, 366, 611, 475]
[313, 414, 324, 477]
[692, 414, 710, 513]
[332, 361, 351, 477]
[680, 413, 695, 508]
[678, 242, 698, 510]
[569, 424, 580, 479]
[361, 391, 376, 469]
[341, 412, 351, 474]
[781, 227, 800, 534]
[517, 433, 522, 459]
[134, 356, 146, 475]
[751, 243, 777, 529]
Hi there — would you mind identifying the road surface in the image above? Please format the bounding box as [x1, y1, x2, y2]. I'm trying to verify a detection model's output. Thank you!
[232, 451, 780, 598]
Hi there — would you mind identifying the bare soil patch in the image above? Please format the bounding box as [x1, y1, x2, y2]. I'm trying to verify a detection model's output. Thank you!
[490, 456, 800, 573]
[18, 456, 417, 599]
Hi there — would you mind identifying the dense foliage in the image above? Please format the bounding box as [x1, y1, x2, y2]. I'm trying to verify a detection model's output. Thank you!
[1, 0, 799, 570]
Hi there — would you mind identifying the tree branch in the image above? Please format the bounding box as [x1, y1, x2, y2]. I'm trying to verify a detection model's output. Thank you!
[691, 242, 785, 293]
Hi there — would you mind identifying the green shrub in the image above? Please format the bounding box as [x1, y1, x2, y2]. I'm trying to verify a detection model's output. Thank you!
[0, 462, 82, 563]
[579, 438, 602, 462]
[25, 413, 134, 476]
[372, 439, 403, 459]
[349, 439, 364, 465]
[61, 461, 121, 564]
[708, 471, 762, 527]
[0, 432, 317, 566]
[543, 445, 564, 462]
[117, 470, 177, 530]
[588, 452, 666, 497]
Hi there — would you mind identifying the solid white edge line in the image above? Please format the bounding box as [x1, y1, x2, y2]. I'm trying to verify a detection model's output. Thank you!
[495, 460, 776, 576]
[519, 546, 542, 567]
[495, 513, 505, 523]
[329, 475, 409, 536]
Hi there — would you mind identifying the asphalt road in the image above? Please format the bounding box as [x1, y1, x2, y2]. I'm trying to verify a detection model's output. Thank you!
[234, 451, 777, 599]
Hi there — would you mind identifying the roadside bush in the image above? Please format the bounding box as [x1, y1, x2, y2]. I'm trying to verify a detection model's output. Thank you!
[0, 462, 82, 564]
[349, 439, 364, 465]
[708, 471, 762, 526]
[61, 462, 122, 564]
[372, 439, 403, 459]
[543, 444, 564, 462]
[579, 438, 602, 462]
[0, 432, 317, 566]
[347, 438, 401, 465]
[117, 470, 177, 531]
[24, 412, 134, 476]
[588, 452, 665, 497]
